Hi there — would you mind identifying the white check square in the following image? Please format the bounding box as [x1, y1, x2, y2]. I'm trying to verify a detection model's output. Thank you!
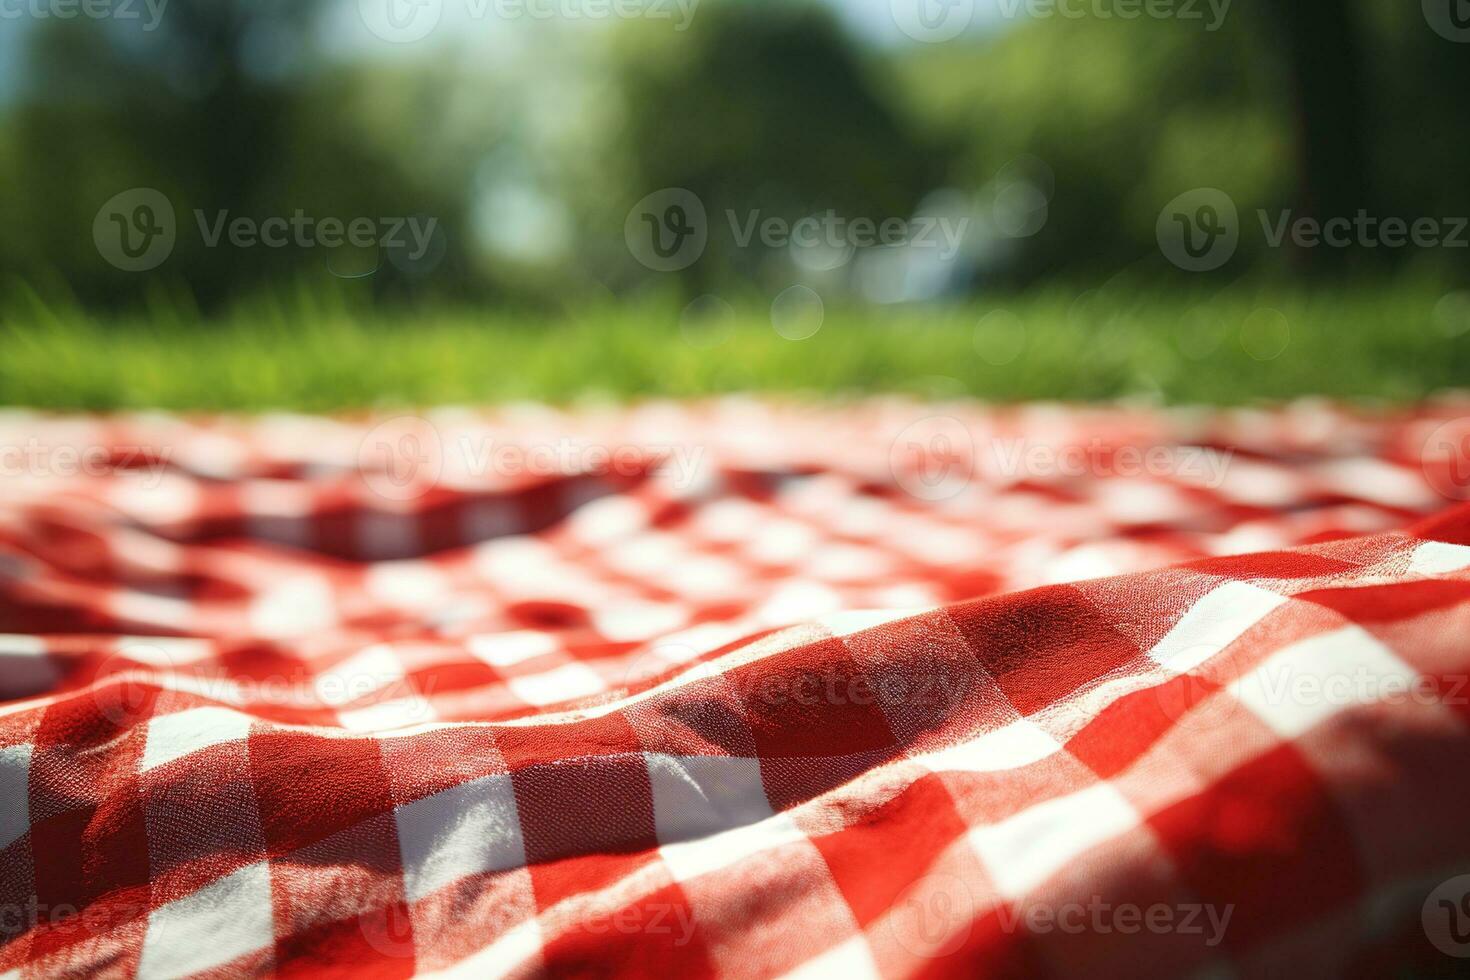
[1147, 581, 1287, 674]
[395, 774, 526, 903]
[314, 643, 404, 707]
[137, 861, 275, 979]
[0, 744, 32, 851]
[142, 707, 253, 773]
[966, 784, 1138, 898]
[645, 753, 774, 845]
[1228, 625, 1419, 739]
[658, 810, 809, 884]
[506, 662, 605, 707]
[467, 630, 557, 668]
[1408, 541, 1470, 577]
[916, 719, 1062, 775]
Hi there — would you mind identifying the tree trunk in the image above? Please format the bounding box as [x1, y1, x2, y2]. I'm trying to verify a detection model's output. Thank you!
[1268, 0, 1374, 272]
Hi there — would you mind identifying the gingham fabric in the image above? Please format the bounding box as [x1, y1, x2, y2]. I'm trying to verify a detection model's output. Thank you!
[2, 398, 1470, 977]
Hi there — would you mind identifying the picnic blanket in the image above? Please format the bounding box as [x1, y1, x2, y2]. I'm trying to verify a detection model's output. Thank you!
[2, 398, 1470, 977]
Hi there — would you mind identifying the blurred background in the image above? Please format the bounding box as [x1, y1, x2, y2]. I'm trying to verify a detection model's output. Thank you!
[2, 0, 1469, 408]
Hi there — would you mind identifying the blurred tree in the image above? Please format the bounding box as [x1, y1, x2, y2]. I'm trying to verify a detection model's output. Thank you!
[892, 9, 1292, 284]
[891, 1, 1470, 285]
[606, 0, 948, 292]
[3, 0, 1466, 308]
[1266, 0, 1374, 273]
[0, 4, 469, 309]
[1362, 2, 1470, 282]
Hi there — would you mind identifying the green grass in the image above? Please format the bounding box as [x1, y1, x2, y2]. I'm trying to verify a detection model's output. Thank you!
[2, 279, 1467, 411]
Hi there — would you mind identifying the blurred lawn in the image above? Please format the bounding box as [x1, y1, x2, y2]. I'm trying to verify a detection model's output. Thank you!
[2, 279, 1466, 411]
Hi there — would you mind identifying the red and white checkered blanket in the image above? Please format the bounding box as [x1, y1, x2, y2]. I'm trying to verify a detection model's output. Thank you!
[3, 399, 1470, 977]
